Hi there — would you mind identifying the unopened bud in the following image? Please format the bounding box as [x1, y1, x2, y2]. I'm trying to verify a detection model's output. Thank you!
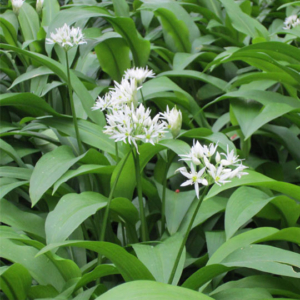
[12, 0, 25, 15]
[36, 0, 44, 14]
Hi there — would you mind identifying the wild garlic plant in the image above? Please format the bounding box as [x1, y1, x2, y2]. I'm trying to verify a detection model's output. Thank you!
[92, 67, 182, 243]
[46, 24, 87, 154]
[12, 0, 25, 14]
[168, 141, 248, 284]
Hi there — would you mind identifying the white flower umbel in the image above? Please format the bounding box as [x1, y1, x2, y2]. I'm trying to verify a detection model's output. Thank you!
[283, 15, 300, 30]
[12, 0, 25, 14]
[177, 140, 248, 198]
[36, 0, 43, 14]
[92, 94, 113, 112]
[46, 23, 87, 50]
[103, 103, 167, 152]
[124, 67, 155, 86]
[160, 106, 182, 138]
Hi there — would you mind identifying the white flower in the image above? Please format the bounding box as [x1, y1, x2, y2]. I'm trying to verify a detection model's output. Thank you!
[103, 103, 167, 153]
[160, 106, 182, 138]
[46, 23, 87, 50]
[12, 0, 25, 14]
[179, 140, 205, 165]
[207, 164, 231, 186]
[228, 164, 248, 179]
[221, 145, 241, 166]
[203, 142, 218, 157]
[177, 164, 208, 198]
[124, 67, 155, 86]
[92, 94, 113, 111]
[36, 0, 43, 14]
[283, 15, 300, 30]
[110, 78, 141, 108]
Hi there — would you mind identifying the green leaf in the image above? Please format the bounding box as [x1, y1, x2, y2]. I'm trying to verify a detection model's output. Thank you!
[0, 17, 18, 46]
[41, 0, 60, 27]
[222, 244, 300, 278]
[95, 38, 131, 82]
[0, 264, 32, 300]
[0, 139, 26, 168]
[0, 180, 29, 199]
[95, 280, 214, 300]
[53, 165, 114, 194]
[211, 275, 300, 299]
[45, 192, 108, 244]
[37, 240, 155, 282]
[0, 93, 61, 117]
[110, 197, 139, 225]
[219, 0, 269, 39]
[132, 234, 185, 285]
[112, 0, 130, 17]
[225, 187, 274, 240]
[0, 198, 45, 238]
[205, 170, 300, 201]
[0, 167, 32, 180]
[29, 146, 88, 206]
[211, 288, 272, 300]
[0, 44, 104, 125]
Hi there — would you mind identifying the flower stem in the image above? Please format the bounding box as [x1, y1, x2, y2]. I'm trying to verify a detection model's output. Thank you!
[97, 150, 131, 265]
[161, 152, 175, 236]
[115, 142, 120, 163]
[167, 185, 209, 285]
[65, 51, 84, 155]
[132, 146, 149, 242]
[140, 88, 146, 106]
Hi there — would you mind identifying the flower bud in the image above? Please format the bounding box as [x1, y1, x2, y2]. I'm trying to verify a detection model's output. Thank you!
[161, 106, 182, 138]
[215, 152, 221, 163]
[36, 0, 44, 14]
[12, 0, 25, 15]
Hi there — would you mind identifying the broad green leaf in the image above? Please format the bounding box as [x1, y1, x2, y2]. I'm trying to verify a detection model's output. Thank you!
[29, 146, 88, 206]
[95, 38, 131, 82]
[132, 234, 185, 285]
[219, 0, 269, 39]
[0, 93, 61, 117]
[258, 227, 300, 245]
[0, 167, 32, 180]
[9, 66, 53, 90]
[110, 197, 139, 225]
[112, 0, 130, 17]
[0, 17, 18, 46]
[42, 0, 60, 27]
[0, 180, 28, 199]
[18, 3, 40, 52]
[211, 275, 300, 299]
[75, 265, 119, 291]
[205, 170, 300, 201]
[37, 117, 118, 155]
[53, 165, 114, 194]
[159, 70, 228, 91]
[95, 280, 213, 300]
[0, 44, 104, 125]
[45, 192, 108, 244]
[0, 237, 80, 292]
[222, 244, 300, 278]
[0, 199, 45, 238]
[225, 187, 274, 239]
[37, 240, 155, 282]
[0, 139, 26, 168]
[0, 264, 31, 300]
[211, 288, 272, 300]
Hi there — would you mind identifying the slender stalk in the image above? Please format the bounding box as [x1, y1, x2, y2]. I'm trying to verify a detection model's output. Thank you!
[115, 142, 120, 163]
[65, 51, 84, 155]
[98, 150, 131, 245]
[140, 88, 146, 106]
[132, 146, 149, 242]
[167, 185, 209, 284]
[161, 152, 175, 236]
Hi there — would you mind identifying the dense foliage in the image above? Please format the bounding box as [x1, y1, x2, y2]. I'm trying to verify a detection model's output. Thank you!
[1, 0, 300, 299]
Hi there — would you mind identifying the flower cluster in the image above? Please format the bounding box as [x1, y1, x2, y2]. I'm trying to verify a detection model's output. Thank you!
[12, 0, 25, 14]
[177, 141, 248, 198]
[283, 15, 300, 30]
[92, 67, 183, 152]
[46, 23, 87, 50]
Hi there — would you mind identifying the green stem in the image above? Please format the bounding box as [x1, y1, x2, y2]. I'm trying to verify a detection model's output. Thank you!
[65, 51, 84, 155]
[161, 153, 175, 236]
[140, 88, 146, 106]
[97, 150, 131, 263]
[115, 142, 120, 163]
[132, 146, 149, 242]
[167, 185, 209, 285]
